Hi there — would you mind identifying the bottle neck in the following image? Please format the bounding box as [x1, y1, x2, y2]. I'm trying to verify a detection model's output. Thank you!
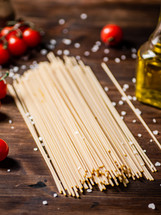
[149, 6, 161, 52]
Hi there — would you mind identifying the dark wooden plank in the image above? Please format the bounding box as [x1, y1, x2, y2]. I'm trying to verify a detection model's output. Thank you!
[0, 1, 161, 214]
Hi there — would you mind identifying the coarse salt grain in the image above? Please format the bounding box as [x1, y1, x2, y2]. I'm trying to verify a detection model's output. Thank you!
[118, 100, 124, 105]
[104, 48, 110, 54]
[76, 55, 81, 60]
[53, 193, 58, 198]
[120, 116, 124, 120]
[42, 200, 48, 205]
[132, 77, 136, 83]
[84, 51, 90, 56]
[121, 96, 126, 101]
[57, 50, 62, 55]
[9, 120, 12, 124]
[80, 13, 88, 20]
[112, 102, 116, 106]
[121, 111, 126, 116]
[58, 19, 65, 25]
[21, 65, 27, 70]
[39, 137, 43, 142]
[103, 57, 109, 62]
[150, 139, 153, 142]
[33, 147, 38, 151]
[115, 58, 120, 63]
[155, 162, 161, 167]
[123, 84, 129, 89]
[131, 53, 137, 59]
[138, 133, 142, 137]
[104, 86, 109, 92]
[121, 55, 126, 60]
[153, 118, 157, 123]
[87, 189, 92, 193]
[13, 66, 19, 73]
[132, 119, 136, 123]
[143, 149, 146, 153]
[91, 45, 99, 52]
[127, 95, 132, 100]
[153, 130, 159, 135]
[148, 203, 155, 210]
[62, 38, 72, 45]
[74, 43, 80, 48]
[7, 169, 11, 172]
[50, 39, 57, 45]
[95, 41, 101, 46]
[40, 49, 47, 55]
[63, 49, 70, 56]
[133, 96, 137, 101]
[131, 48, 137, 53]
[11, 126, 14, 129]
[135, 108, 142, 115]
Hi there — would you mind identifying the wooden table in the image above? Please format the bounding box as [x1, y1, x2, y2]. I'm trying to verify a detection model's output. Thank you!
[0, 0, 161, 214]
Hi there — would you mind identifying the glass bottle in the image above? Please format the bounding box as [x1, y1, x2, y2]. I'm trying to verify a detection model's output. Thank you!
[135, 7, 161, 109]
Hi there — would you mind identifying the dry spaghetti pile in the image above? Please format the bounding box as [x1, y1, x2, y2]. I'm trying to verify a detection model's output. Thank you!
[8, 53, 156, 197]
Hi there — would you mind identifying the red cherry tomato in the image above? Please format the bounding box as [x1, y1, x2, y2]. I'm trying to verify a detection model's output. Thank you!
[23, 28, 41, 47]
[8, 35, 27, 56]
[0, 43, 10, 65]
[0, 139, 9, 161]
[0, 72, 9, 99]
[1, 26, 17, 40]
[100, 24, 123, 46]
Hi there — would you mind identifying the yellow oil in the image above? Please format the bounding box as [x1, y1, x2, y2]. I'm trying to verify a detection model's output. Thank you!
[136, 42, 161, 108]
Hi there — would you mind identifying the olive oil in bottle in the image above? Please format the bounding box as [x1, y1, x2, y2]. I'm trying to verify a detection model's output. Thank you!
[136, 9, 161, 109]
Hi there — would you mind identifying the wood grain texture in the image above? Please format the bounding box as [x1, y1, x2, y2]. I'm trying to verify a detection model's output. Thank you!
[0, 1, 161, 214]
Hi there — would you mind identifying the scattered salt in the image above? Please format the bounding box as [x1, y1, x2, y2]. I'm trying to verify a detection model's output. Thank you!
[21, 65, 27, 70]
[153, 118, 157, 123]
[53, 193, 58, 198]
[121, 96, 126, 101]
[121, 111, 126, 116]
[115, 58, 120, 63]
[143, 150, 146, 153]
[57, 50, 62, 55]
[148, 203, 155, 210]
[135, 108, 142, 115]
[13, 66, 19, 73]
[74, 43, 80, 48]
[127, 95, 132, 100]
[138, 133, 142, 137]
[104, 48, 110, 54]
[112, 102, 116, 106]
[11, 126, 14, 129]
[104, 86, 109, 92]
[155, 162, 161, 167]
[132, 119, 136, 123]
[9, 120, 12, 124]
[121, 55, 126, 60]
[58, 19, 65, 25]
[103, 57, 109, 62]
[133, 96, 137, 101]
[33, 147, 38, 151]
[87, 189, 92, 193]
[95, 41, 101, 46]
[120, 116, 124, 120]
[62, 38, 72, 45]
[80, 13, 88, 20]
[132, 77, 136, 83]
[7, 169, 11, 172]
[39, 137, 43, 142]
[150, 139, 153, 142]
[131, 48, 137, 53]
[42, 200, 48, 205]
[123, 84, 129, 89]
[131, 53, 137, 59]
[63, 49, 70, 56]
[76, 55, 81, 60]
[84, 51, 90, 56]
[91, 45, 99, 52]
[40, 49, 47, 55]
[153, 130, 159, 135]
[62, 28, 68, 34]
[50, 39, 57, 45]
[118, 100, 124, 105]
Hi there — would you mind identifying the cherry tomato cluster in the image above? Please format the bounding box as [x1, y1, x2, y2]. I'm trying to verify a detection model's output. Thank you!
[0, 21, 41, 65]
[0, 72, 8, 99]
